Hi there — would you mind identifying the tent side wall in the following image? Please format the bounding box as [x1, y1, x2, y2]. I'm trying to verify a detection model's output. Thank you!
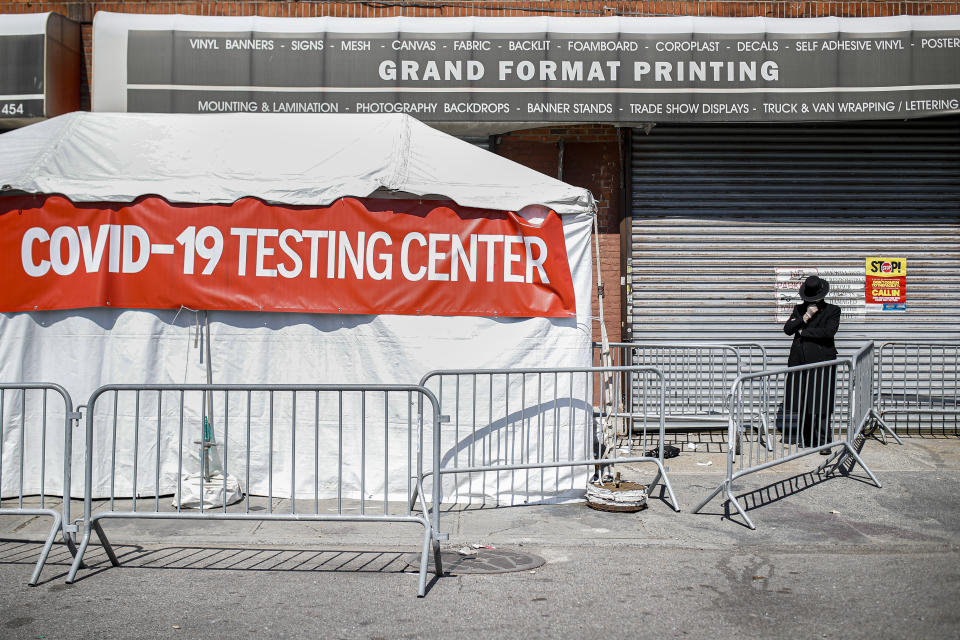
[0, 208, 594, 504]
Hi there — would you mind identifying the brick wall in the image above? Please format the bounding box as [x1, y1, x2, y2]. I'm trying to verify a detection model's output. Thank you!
[495, 126, 624, 348]
[4, 0, 958, 20]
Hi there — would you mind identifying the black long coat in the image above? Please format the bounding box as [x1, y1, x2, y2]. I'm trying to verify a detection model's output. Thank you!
[781, 301, 841, 445]
[783, 301, 841, 366]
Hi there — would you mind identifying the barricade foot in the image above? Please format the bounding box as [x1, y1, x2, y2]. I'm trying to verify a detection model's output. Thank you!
[725, 486, 756, 530]
[838, 442, 882, 488]
[815, 448, 845, 476]
[60, 525, 86, 570]
[692, 481, 755, 529]
[63, 527, 79, 558]
[763, 419, 774, 452]
[416, 524, 432, 597]
[431, 537, 443, 577]
[65, 519, 119, 584]
[410, 473, 436, 513]
[92, 521, 121, 567]
[648, 461, 680, 512]
[757, 416, 774, 453]
[65, 530, 92, 583]
[647, 468, 664, 505]
[27, 513, 63, 587]
[868, 410, 903, 445]
[691, 482, 724, 514]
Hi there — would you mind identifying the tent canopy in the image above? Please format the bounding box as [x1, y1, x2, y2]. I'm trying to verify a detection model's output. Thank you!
[0, 111, 594, 215]
[0, 111, 596, 504]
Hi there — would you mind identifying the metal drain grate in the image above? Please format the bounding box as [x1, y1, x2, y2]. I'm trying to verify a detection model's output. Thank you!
[404, 548, 546, 575]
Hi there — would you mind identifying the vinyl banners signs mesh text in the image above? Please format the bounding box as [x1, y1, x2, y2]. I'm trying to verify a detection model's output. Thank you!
[92, 14, 960, 122]
[1, 196, 576, 317]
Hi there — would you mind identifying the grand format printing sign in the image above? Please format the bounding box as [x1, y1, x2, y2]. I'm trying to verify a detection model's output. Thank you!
[0, 13, 81, 123]
[92, 13, 960, 122]
[1, 196, 576, 317]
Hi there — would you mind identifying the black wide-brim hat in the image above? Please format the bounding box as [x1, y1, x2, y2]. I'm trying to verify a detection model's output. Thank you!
[799, 275, 830, 302]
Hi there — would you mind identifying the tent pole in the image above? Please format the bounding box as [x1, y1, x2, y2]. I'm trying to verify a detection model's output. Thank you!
[593, 208, 618, 481]
[203, 310, 217, 478]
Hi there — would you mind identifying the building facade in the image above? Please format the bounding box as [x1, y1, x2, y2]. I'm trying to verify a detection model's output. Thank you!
[2, 0, 958, 366]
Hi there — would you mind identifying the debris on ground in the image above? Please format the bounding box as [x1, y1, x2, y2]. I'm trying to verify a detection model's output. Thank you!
[586, 472, 647, 512]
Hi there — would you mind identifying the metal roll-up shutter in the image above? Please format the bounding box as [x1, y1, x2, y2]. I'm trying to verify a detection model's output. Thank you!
[628, 118, 960, 372]
[458, 135, 492, 151]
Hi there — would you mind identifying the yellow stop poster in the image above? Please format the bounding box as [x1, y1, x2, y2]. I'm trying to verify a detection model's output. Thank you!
[865, 257, 906, 310]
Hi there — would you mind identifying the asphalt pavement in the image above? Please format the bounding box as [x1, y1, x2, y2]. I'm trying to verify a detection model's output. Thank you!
[2, 434, 959, 640]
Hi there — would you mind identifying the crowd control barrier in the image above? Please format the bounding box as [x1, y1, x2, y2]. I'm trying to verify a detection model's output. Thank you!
[595, 342, 768, 430]
[67, 384, 444, 597]
[0, 383, 80, 585]
[692, 343, 882, 529]
[876, 342, 959, 435]
[415, 366, 678, 511]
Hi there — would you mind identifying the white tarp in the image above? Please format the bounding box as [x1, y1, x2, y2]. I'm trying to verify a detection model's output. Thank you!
[0, 112, 596, 504]
[0, 111, 593, 214]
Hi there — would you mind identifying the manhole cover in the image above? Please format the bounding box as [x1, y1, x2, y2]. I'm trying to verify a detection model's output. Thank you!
[404, 548, 545, 575]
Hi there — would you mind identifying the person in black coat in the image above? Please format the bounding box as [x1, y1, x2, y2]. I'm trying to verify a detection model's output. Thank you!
[782, 275, 841, 451]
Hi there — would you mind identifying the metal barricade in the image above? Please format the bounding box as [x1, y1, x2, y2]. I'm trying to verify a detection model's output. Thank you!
[0, 383, 80, 585]
[67, 384, 444, 597]
[851, 341, 903, 444]
[595, 342, 768, 430]
[692, 343, 882, 530]
[877, 341, 960, 435]
[415, 366, 678, 511]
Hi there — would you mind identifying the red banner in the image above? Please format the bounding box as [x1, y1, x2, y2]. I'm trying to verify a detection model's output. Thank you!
[0, 196, 576, 317]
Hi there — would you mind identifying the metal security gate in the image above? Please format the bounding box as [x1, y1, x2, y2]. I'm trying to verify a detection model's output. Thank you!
[628, 118, 960, 398]
[458, 135, 493, 151]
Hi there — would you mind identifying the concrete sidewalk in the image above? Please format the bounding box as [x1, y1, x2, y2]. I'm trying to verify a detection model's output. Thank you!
[2, 435, 959, 639]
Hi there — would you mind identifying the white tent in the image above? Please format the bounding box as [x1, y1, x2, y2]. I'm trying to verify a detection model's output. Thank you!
[0, 112, 596, 503]
[0, 111, 593, 213]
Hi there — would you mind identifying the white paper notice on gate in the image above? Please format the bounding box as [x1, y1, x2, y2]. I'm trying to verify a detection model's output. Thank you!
[774, 267, 865, 322]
